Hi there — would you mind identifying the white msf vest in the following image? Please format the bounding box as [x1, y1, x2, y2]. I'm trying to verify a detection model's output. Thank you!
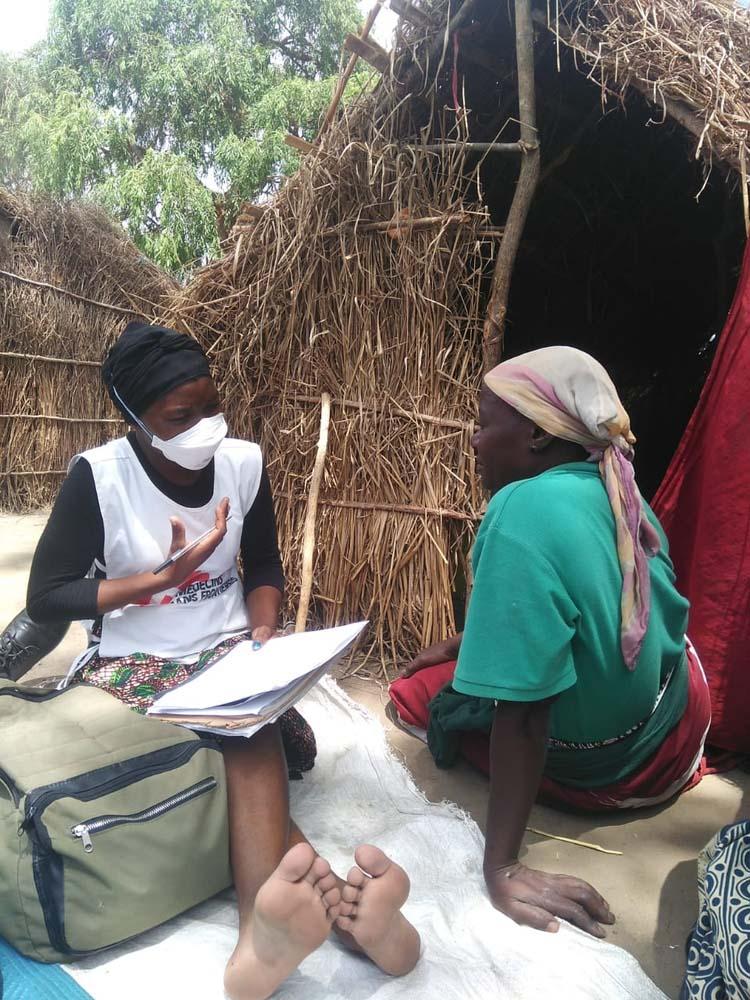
[75, 436, 263, 660]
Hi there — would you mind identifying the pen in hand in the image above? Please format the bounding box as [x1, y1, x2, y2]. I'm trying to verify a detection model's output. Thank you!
[153, 514, 232, 575]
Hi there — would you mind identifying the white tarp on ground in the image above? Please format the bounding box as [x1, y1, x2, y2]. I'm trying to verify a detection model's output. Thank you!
[66, 678, 667, 1000]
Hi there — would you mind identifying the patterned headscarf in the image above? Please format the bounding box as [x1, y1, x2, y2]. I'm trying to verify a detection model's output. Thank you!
[484, 346, 660, 670]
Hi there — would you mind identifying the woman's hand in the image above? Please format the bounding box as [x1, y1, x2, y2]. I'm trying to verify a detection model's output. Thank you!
[400, 634, 463, 678]
[485, 862, 615, 938]
[251, 625, 275, 646]
[246, 585, 283, 648]
[154, 497, 230, 592]
[95, 498, 230, 614]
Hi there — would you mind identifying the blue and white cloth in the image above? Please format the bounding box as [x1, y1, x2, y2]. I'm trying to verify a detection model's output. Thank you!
[681, 820, 750, 999]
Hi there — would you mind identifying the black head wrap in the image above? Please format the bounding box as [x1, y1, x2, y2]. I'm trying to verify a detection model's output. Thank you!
[102, 322, 211, 419]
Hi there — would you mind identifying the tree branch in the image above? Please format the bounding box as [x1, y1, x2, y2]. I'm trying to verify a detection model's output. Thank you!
[482, 0, 541, 368]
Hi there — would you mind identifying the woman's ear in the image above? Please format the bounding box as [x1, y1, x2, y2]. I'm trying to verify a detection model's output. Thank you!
[530, 425, 555, 453]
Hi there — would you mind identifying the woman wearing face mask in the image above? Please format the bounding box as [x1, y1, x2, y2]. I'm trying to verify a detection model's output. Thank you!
[26, 322, 421, 998]
[27, 321, 289, 707]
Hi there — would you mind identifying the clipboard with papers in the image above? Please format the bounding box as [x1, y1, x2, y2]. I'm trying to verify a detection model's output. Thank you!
[147, 621, 368, 738]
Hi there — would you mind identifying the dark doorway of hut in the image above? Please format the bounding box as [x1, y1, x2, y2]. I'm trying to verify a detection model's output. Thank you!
[450, 0, 746, 502]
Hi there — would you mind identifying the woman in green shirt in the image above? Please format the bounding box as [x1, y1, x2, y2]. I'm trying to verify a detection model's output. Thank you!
[391, 346, 711, 938]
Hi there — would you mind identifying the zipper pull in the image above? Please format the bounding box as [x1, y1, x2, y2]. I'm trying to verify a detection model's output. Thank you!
[72, 823, 94, 852]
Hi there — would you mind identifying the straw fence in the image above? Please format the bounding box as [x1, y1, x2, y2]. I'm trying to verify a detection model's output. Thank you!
[167, 127, 492, 665]
[165, 5, 498, 668]
[0, 190, 176, 511]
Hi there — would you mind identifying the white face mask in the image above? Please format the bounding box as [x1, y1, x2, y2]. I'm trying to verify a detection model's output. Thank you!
[112, 386, 227, 470]
[151, 413, 227, 470]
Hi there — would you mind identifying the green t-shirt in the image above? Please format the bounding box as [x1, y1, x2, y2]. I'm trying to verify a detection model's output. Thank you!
[453, 463, 689, 751]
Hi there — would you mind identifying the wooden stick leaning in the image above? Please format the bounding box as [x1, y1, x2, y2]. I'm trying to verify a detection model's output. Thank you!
[318, 1, 385, 140]
[295, 392, 332, 632]
[482, 0, 541, 367]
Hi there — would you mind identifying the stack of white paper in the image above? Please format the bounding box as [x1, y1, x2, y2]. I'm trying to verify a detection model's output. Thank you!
[147, 621, 367, 738]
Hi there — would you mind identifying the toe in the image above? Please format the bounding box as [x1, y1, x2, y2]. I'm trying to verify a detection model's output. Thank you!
[342, 884, 360, 903]
[354, 845, 391, 878]
[277, 843, 317, 883]
[322, 887, 341, 909]
[305, 854, 331, 886]
[335, 915, 356, 933]
[346, 865, 368, 889]
[316, 872, 338, 895]
[337, 899, 355, 917]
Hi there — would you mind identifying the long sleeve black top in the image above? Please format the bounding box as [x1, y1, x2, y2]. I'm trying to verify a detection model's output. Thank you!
[27, 433, 284, 624]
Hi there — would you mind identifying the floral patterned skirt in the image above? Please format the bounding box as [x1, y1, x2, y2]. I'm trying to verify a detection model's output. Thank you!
[77, 631, 316, 778]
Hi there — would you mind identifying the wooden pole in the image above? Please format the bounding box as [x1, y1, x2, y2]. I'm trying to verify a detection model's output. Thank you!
[284, 134, 315, 155]
[409, 141, 531, 154]
[343, 33, 390, 74]
[295, 392, 332, 632]
[0, 413, 122, 424]
[235, 203, 267, 221]
[0, 269, 146, 316]
[388, 0, 434, 30]
[482, 0, 540, 368]
[0, 350, 101, 368]
[318, 1, 385, 140]
[253, 390, 474, 430]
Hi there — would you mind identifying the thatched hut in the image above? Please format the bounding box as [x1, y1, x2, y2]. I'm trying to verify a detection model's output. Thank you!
[0, 190, 176, 511]
[166, 0, 749, 667]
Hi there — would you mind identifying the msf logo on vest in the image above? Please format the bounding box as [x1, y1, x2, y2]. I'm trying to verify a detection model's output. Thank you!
[137, 570, 239, 606]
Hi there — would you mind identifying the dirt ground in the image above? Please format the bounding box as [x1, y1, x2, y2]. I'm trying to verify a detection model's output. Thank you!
[2, 510, 748, 999]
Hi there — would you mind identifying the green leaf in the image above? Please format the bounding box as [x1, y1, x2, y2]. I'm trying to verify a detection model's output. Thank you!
[1, 0, 363, 274]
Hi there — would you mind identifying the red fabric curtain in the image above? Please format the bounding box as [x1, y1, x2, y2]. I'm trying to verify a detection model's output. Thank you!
[652, 238, 750, 752]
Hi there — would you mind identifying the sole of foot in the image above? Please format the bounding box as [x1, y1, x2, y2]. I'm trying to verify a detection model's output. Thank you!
[336, 844, 421, 977]
[224, 842, 341, 1000]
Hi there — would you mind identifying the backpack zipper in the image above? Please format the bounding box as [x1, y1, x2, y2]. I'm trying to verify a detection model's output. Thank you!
[25, 739, 214, 834]
[71, 776, 217, 853]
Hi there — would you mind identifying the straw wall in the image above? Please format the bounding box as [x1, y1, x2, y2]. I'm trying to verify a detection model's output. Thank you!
[0, 191, 176, 511]
[167, 111, 495, 665]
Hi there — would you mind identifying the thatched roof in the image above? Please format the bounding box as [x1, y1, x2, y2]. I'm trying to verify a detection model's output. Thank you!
[0, 190, 176, 511]
[550, 0, 750, 175]
[166, 0, 748, 666]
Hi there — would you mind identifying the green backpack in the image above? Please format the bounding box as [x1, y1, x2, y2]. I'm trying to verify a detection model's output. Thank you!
[0, 679, 232, 963]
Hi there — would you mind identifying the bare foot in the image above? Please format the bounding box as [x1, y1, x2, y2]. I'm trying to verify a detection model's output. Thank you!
[335, 845, 421, 976]
[224, 843, 340, 1000]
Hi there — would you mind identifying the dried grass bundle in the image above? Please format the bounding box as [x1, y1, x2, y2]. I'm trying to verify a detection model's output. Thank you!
[0, 189, 176, 510]
[550, 0, 750, 172]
